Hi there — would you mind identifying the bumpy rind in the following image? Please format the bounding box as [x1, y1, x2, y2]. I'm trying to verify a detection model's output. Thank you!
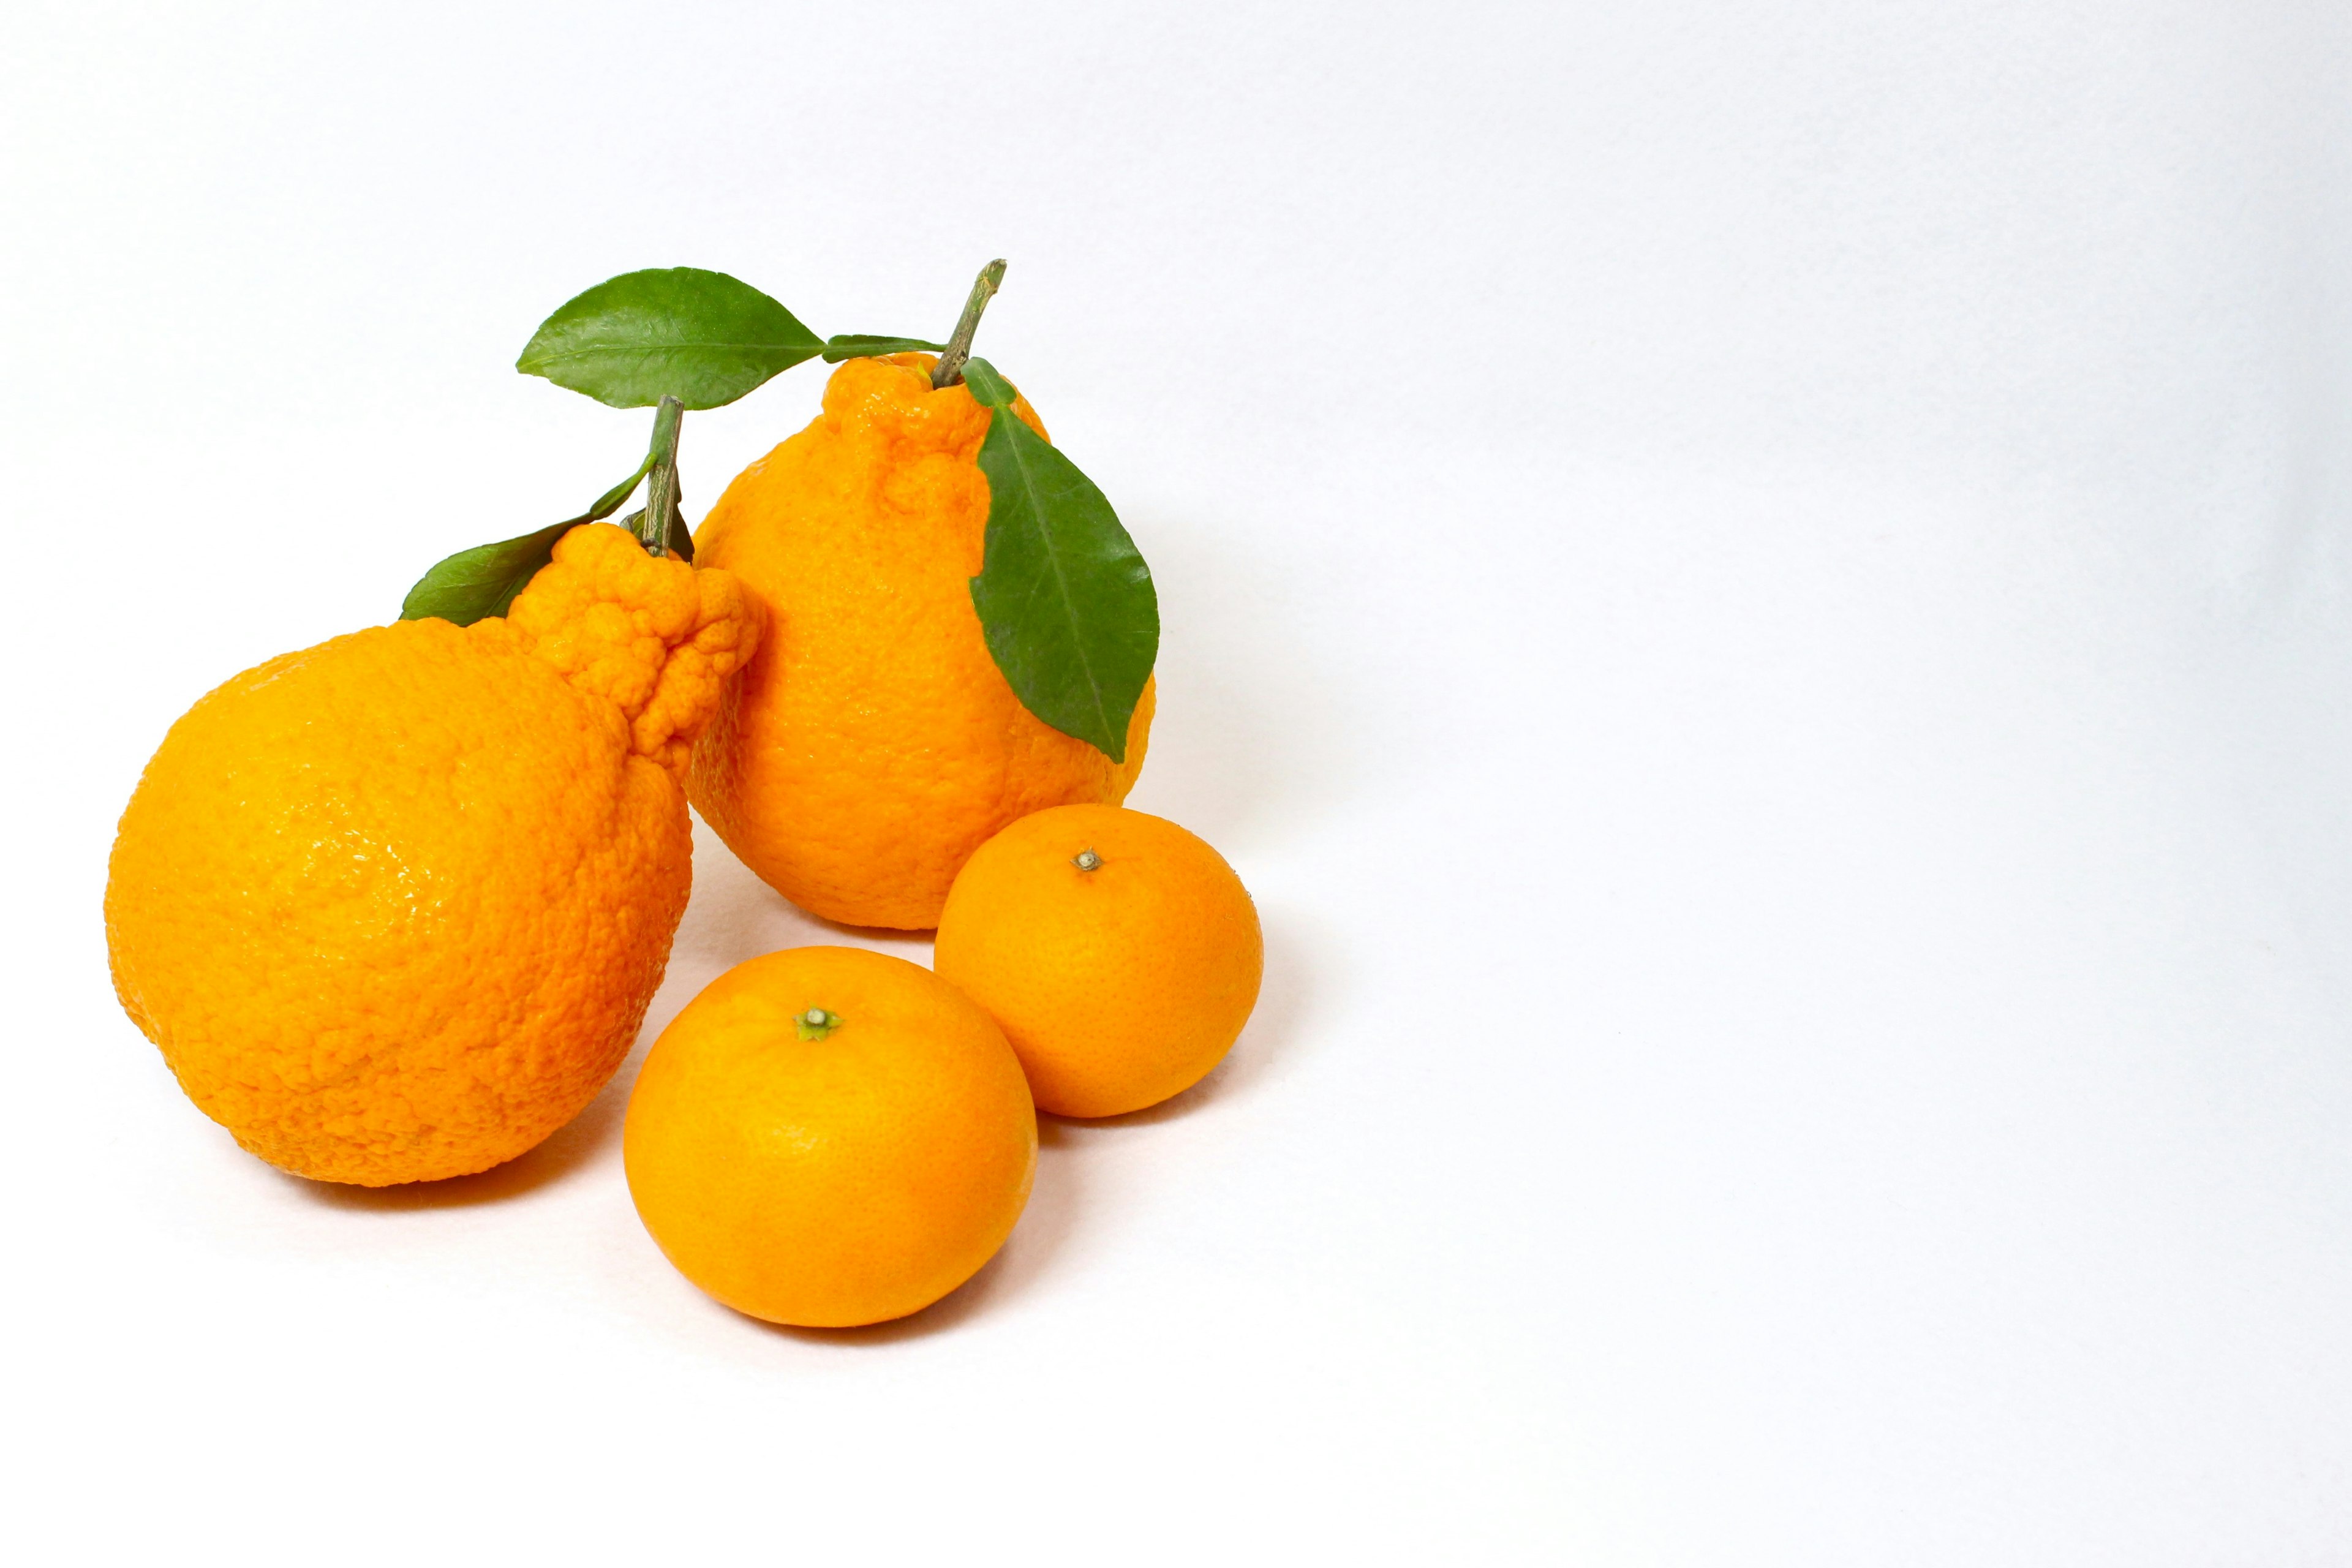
[502, 522, 763, 777]
[687, 355, 1152, 930]
[102, 528, 762, 1186]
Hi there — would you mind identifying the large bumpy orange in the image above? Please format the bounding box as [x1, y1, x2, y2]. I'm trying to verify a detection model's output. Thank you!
[104, 524, 760, 1186]
[935, 804, 1264, 1118]
[687, 353, 1155, 930]
[623, 945, 1037, 1327]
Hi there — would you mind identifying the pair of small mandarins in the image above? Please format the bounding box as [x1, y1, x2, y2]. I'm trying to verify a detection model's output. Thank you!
[633, 803, 1259, 1327]
[104, 353, 1261, 1327]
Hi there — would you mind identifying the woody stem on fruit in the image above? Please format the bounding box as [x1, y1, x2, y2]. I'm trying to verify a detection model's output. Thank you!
[637, 396, 686, 556]
[931, 258, 1008, 389]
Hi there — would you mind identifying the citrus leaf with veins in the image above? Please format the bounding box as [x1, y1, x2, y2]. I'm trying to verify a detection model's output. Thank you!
[401, 450, 655, 625]
[962, 358, 1158, 762]
[516, 267, 825, 410]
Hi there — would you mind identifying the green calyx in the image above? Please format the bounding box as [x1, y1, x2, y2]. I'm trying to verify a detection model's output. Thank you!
[795, 1008, 845, 1042]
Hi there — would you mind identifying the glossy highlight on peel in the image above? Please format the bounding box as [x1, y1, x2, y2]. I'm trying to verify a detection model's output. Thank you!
[623, 946, 1038, 1327]
[936, 804, 1263, 1118]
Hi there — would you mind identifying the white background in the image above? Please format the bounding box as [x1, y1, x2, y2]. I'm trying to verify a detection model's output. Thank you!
[6, 1, 2350, 1560]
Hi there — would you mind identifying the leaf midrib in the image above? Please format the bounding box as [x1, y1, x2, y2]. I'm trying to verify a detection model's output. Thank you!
[522, 339, 819, 368]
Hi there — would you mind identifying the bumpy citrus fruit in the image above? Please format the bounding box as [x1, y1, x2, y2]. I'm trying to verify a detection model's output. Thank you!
[687, 353, 1154, 930]
[104, 524, 760, 1186]
[934, 804, 1263, 1118]
[623, 944, 1036, 1327]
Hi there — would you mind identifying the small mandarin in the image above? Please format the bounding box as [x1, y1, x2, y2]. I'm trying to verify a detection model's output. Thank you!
[622, 945, 1037, 1328]
[934, 804, 1263, 1118]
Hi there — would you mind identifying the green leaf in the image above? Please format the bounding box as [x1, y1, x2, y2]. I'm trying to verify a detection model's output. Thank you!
[516, 267, 823, 409]
[821, 333, 948, 363]
[582, 453, 658, 521]
[962, 358, 1018, 408]
[398, 519, 579, 626]
[964, 360, 1158, 761]
[399, 455, 652, 625]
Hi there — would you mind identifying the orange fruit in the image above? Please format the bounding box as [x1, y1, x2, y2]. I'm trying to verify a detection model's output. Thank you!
[687, 353, 1154, 930]
[104, 524, 760, 1186]
[623, 944, 1036, 1327]
[934, 804, 1263, 1118]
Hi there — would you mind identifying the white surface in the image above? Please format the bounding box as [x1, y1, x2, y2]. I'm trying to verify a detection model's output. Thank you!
[6, 1, 2351, 1560]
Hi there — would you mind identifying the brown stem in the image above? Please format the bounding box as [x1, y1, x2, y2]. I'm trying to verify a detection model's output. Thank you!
[639, 396, 685, 555]
[931, 259, 1008, 388]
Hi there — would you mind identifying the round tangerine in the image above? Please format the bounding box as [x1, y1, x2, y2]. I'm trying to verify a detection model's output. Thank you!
[622, 945, 1037, 1327]
[934, 804, 1264, 1118]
